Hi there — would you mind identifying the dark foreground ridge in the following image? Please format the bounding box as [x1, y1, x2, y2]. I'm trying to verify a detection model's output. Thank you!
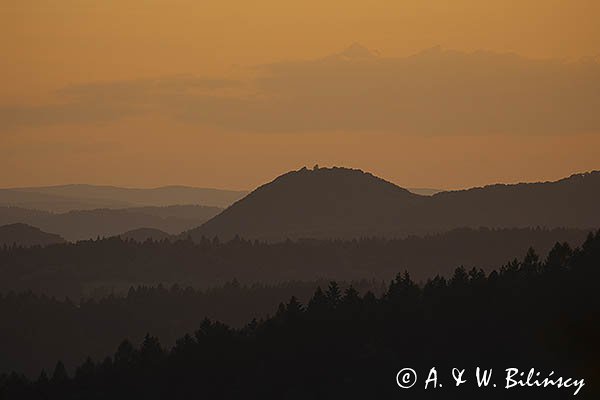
[2, 231, 599, 399]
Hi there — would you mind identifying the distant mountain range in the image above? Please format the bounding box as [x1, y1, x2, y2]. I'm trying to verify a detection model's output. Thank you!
[0, 184, 247, 212]
[2, 168, 598, 242]
[0, 205, 222, 241]
[0, 223, 65, 247]
[185, 167, 600, 241]
[0, 183, 438, 214]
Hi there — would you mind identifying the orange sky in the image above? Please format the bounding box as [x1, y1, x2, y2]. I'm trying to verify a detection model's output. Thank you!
[1, 0, 600, 190]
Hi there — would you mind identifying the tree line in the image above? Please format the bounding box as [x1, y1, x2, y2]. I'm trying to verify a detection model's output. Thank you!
[0, 279, 382, 376]
[1, 231, 598, 399]
[0, 227, 588, 298]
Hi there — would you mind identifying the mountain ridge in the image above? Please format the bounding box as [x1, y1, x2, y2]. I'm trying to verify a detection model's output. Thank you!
[185, 167, 600, 241]
[1, 185, 247, 211]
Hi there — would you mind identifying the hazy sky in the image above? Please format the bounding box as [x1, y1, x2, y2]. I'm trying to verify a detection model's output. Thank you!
[1, 1, 600, 190]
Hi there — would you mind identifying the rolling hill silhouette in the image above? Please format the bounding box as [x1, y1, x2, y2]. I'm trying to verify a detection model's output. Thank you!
[0, 223, 65, 247]
[427, 171, 600, 229]
[185, 167, 600, 241]
[0, 205, 222, 241]
[186, 167, 421, 240]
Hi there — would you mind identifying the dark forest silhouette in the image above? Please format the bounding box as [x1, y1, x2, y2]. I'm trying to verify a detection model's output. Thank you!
[0, 227, 589, 298]
[1, 170, 598, 399]
[0, 279, 381, 376]
[1, 230, 599, 399]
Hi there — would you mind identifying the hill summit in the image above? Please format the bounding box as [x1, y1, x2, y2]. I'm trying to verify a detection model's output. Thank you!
[0, 223, 65, 247]
[186, 166, 420, 240]
[185, 167, 600, 241]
